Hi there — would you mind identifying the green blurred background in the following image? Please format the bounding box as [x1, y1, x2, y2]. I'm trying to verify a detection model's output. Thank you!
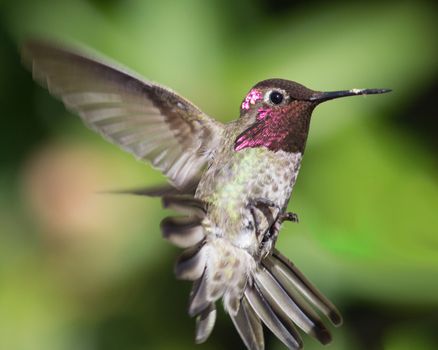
[0, 0, 437, 349]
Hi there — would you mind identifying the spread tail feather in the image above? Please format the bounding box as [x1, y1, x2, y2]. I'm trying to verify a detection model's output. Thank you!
[245, 284, 303, 350]
[195, 303, 217, 344]
[241, 249, 342, 349]
[230, 297, 264, 350]
[254, 265, 331, 345]
[188, 272, 211, 317]
[268, 249, 342, 326]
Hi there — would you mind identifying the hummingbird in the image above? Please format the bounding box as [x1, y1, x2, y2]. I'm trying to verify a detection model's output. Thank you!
[22, 40, 390, 350]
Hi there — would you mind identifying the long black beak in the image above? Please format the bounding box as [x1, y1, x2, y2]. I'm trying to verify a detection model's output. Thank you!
[309, 88, 391, 102]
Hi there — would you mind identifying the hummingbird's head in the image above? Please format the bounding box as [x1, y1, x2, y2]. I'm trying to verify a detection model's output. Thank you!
[236, 78, 390, 153]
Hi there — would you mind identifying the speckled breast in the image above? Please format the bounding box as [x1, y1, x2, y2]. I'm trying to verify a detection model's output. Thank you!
[196, 142, 302, 251]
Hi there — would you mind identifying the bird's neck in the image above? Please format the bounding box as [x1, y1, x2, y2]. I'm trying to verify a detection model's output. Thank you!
[234, 105, 313, 153]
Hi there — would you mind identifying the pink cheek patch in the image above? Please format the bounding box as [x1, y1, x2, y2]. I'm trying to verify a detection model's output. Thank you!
[241, 89, 262, 110]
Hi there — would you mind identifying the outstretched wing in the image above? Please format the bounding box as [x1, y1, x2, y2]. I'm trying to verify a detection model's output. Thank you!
[22, 40, 224, 189]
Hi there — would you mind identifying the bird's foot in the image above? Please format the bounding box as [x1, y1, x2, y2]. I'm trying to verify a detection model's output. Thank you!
[279, 211, 299, 223]
[247, 197, 278, 239]
[258, 211, 299, 259]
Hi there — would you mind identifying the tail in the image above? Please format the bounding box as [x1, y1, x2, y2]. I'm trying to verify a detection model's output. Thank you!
[173, 239, 342, 349]
[240, 249, 343, 350]
[103, 185, 342, 349]
[163, 195, 342, 350]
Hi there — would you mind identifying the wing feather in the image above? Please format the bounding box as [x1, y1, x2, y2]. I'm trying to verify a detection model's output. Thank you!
[22, 40, 224, 189]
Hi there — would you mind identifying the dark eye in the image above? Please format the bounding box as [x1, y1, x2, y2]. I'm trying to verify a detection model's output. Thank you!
[269, 91, 284, 105]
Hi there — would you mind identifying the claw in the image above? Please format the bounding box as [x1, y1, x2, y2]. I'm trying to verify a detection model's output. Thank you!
[281, 212, 299, 223]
